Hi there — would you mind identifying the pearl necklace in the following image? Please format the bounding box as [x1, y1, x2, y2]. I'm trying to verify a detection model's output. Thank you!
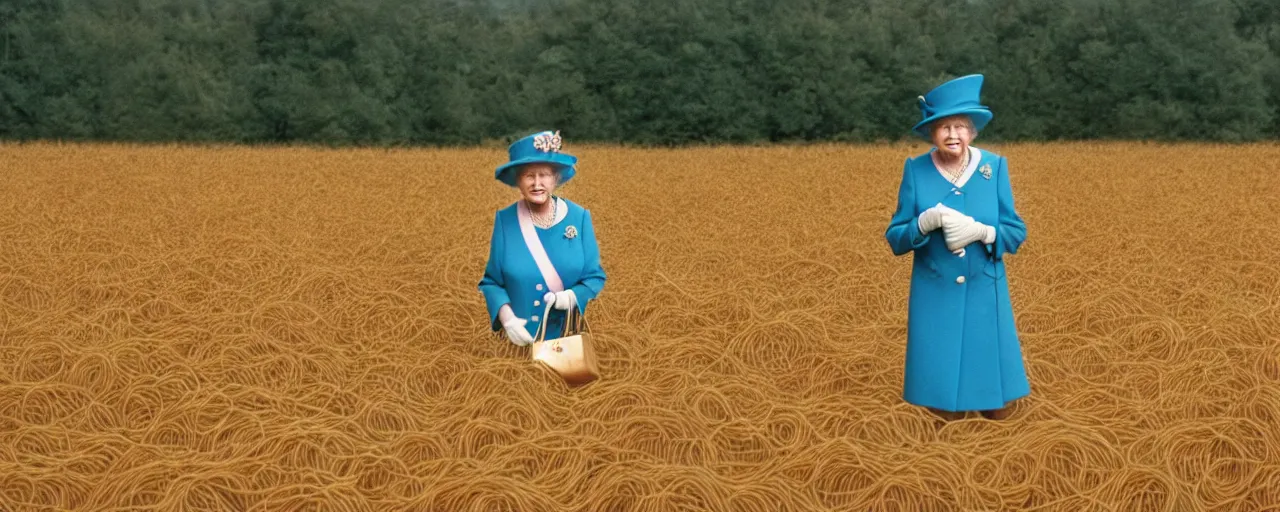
[940, 148, 969, 183]
[529, 198, 557, 228]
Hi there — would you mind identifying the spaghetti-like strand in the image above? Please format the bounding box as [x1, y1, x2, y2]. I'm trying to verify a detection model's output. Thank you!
[0, 142, 1276, 510]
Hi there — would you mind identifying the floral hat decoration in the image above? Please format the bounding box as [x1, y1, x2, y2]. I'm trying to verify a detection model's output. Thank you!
[494, 130, 578, 187]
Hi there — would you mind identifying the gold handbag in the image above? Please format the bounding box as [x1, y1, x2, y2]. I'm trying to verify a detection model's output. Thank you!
[530, 302, 599, 387]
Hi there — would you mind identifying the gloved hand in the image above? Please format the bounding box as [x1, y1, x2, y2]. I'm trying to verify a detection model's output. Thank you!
[503, 317, 534, 346]
[942, 213, 996, 252]
[917, 204, 961, 235]
[552, 289, 578, 311]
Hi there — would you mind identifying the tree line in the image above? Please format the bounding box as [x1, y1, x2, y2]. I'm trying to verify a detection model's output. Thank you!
[1, 0, 1277, 145]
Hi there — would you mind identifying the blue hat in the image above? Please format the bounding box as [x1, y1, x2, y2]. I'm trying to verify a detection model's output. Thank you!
[911, 74, 993, 139]
[494, 130, 578, 187]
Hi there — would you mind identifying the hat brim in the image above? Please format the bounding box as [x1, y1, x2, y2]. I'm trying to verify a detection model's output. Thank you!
[912, 108, 993, 139]
[495, 153, 578, 187]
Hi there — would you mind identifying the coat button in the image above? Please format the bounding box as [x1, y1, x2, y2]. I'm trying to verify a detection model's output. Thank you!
[532, 315, 539, 322]
[956, 276, 966, 284]
[533, 300, 540, 307]
[536, 284, 543, 291]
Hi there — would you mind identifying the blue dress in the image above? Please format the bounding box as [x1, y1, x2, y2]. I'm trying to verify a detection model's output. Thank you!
[479, 198, 606, 340]
[884, 147, 1030, 412]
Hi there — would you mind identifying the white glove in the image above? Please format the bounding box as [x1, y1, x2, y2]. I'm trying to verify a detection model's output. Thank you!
[917, 204, 961, 235]
[552, 289, 578, 311]
[942, 213, 996, 252]
[502, 317, 534, 346]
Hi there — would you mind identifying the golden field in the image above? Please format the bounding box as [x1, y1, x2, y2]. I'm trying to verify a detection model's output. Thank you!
[1, 141, 1278, 511]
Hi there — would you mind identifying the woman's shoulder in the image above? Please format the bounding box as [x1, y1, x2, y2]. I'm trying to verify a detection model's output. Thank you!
[971, 146, 1005, 163]
[903, 150, 936, 174]
[560, 198, 590, 216]
[492, 202, 519, 224]
[905, 146, 1005, 165]
[906, 149, 934, 165]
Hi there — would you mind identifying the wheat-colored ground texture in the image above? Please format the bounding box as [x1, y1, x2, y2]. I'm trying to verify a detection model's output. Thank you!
[1, 142, 1278, 511]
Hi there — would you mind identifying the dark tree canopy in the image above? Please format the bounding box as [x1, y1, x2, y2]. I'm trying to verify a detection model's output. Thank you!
[1, 0, 1276, 145]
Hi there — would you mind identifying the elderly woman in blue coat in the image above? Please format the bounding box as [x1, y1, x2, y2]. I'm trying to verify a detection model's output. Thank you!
[479, 131, 606, 346]
[885, 75, 1030, 421]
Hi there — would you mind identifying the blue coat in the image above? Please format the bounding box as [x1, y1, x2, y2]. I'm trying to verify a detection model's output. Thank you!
[884, 148, 1030, 412]
[479, 199, 606, 340]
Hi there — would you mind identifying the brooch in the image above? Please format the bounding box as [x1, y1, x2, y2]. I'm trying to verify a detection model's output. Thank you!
[533, 130, 563, 153]
[564, 225, 578, 239]
[979, 163, 992, 180]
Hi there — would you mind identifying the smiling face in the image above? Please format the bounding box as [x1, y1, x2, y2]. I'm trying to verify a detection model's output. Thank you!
[517, 163, 559, 206]
[930, 115, 976, 161]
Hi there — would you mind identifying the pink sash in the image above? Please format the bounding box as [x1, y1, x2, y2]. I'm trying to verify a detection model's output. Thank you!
[515, 200, 565, 293]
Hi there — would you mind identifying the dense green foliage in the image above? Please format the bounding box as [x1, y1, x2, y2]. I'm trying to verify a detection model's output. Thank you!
[2, 0, 1277, 144]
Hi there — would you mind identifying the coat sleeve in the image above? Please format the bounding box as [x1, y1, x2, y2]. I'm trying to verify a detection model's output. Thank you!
[569, 209, 606, 310]
[478, 212, 511, 331]
[885, 159, 931, 256]
[985, 156, 1027, 259]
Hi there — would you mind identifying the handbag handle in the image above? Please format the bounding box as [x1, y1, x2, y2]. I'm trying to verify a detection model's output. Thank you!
[532, 301, 556, 343]
[571, 303, 592, 335]
[532, 299, 591, 342]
